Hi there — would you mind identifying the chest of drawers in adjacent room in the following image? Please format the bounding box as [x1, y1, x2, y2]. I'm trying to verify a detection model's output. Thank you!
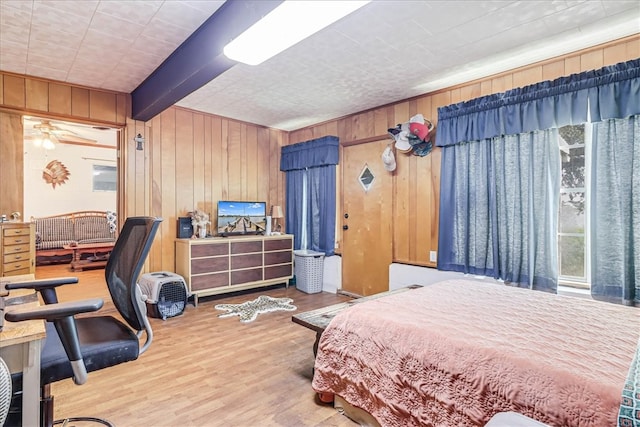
[0, 222, 35, 277]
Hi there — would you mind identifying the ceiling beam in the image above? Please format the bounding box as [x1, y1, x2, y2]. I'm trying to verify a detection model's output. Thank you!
[131, 0, 282, 122]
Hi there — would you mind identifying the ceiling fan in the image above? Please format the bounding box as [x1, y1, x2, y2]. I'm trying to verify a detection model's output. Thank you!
[25, 119, 97, 149]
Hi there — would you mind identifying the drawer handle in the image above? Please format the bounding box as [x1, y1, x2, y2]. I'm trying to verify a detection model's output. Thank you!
[14, 256, 22, 259]
[14, 239, 23, 243]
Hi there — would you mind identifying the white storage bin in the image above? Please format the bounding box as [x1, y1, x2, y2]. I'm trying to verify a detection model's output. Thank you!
[294, 250, 325, 294]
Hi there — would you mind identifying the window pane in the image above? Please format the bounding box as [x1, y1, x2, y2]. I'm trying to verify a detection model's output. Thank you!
[559, 235, 585, 278]
[559, 124, 584, 146]
[93, 165, 116, 192]
[559, 191, 585, 233]
[561, 145, 585, 189]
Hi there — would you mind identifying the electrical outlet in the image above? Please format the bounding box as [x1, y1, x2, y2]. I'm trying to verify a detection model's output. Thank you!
[429, 251, 437, 262]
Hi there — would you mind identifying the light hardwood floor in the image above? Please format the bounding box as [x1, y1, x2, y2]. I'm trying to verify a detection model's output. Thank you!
[32, 264, 357, 427]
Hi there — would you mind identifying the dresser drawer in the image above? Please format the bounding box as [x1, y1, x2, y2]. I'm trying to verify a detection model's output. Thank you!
[192, 243, 228, 258]
[264, 238, 292, 251]
[3, 227, 30, 238]
[3, 243, 30, 255]
[231, 240, 262, 254]
[3, 261, 32, 274]
[4, 252, 29, 264]
[191, 256, 229, 274]
[3, 234, 31, 245]
[264, 251, 292, 266]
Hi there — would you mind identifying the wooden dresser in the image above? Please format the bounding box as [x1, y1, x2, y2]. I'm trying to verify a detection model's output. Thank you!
[175, 234, 294, 305]
[0, 222, 35, 277]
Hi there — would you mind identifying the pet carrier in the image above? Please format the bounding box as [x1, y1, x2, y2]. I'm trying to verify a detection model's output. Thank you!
[139, 271, 188, 320]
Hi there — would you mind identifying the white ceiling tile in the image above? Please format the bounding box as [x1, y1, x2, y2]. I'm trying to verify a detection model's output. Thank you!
[0, 47, 27, 73]
[88, 10, 146, 40]
[25, 63, 69, 82]
[96, 0, 163, 25]
[30, 2, 94, 31]
[1, 0, 638, 130]
[152, 0, 217, 29]
[139, 19, 193, 46]
[29, 27, 84, 50]
[32, 0, 98, 17]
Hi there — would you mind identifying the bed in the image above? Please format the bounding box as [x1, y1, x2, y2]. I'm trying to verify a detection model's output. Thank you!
[311, 279, 639, 427]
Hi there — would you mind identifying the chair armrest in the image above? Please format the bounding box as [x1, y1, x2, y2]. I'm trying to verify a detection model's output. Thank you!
[4, 298, 103, 322]
[4, 298, 103, 386]
[5, 277, 79, 305]
[5, 277, 79, 290]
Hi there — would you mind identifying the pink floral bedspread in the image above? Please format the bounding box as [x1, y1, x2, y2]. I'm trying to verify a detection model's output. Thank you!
[312, 279, 639, 427]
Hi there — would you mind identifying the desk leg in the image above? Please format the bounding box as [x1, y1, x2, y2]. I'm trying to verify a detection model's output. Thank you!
[22, 338, 42, 427]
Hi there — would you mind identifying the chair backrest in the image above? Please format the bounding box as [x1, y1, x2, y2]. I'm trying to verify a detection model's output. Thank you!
[104, 217, 162, 334]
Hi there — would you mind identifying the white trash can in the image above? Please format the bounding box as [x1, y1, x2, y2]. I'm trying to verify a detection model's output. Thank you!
[293, 250, 325, 294]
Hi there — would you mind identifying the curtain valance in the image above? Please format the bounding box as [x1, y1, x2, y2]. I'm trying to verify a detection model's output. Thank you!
[437, 58, 640, 147]
[280, 136, 339, 171]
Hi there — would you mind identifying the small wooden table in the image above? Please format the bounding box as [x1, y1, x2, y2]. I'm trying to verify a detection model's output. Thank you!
[0, 274, 44, 427]
[63, 242, 115, 271]
[292, 285, 422, 355]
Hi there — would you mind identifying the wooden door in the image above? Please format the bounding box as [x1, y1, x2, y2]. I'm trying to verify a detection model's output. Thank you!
[341, 139, 393, 296]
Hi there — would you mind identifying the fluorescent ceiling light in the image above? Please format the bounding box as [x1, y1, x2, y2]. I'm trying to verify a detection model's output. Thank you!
[224, 0, 370, 65]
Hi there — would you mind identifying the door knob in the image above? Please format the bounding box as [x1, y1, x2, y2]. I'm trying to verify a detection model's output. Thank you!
[344, 213, 349, 218]
[343, 225, 349, 230]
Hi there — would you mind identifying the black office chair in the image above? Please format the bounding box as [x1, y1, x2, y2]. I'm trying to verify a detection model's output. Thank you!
[4, 216, 162, 427]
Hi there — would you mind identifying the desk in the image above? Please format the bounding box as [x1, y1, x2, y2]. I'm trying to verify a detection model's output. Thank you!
[0, 274, 44, 427]
[63, 242, 114, 271]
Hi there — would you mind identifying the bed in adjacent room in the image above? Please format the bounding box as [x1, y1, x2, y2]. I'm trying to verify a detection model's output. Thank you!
[312, 279, 639, 426]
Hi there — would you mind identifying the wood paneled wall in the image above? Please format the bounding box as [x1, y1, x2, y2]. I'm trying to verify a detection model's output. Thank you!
[0, 36, 637, 273]
[0, 71, 128, 125]
[0, 72, 287, 273]
[123, 107, 287, 271]
[288, 35, 640, 268]
[0, 71, 129, 217]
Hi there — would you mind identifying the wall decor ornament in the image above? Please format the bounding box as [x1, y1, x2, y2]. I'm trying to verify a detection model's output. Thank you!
[189, 209, 210, 238]
[387, 113, 436, 157]
[42, 160, 70, 188]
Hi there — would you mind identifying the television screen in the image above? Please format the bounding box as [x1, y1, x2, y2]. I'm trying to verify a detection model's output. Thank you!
[217, 201, 267, 236]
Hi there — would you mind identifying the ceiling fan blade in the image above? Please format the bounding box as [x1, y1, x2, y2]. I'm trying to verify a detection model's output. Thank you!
[33, 119, 80, 136]
[55, 134, 98, 144]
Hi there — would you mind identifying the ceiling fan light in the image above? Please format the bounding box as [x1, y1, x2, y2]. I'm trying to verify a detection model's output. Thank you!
[223, 0, 370, 66]
[42, 135, 55, 150]
[32, 137, 43, 148]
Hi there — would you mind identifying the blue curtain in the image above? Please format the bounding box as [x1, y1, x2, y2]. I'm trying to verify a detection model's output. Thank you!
[437, 129, 560, 291]
[591, 115, 640, 305]
[437, 59, 640, 147]
[285, 168, 305, 251]
[437, 58, 639, 294]
[280, 136, 339, 255]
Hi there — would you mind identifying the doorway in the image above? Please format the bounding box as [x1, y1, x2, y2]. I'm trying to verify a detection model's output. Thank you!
[341, 139, 394, 296]
[22, 116, 119, 220]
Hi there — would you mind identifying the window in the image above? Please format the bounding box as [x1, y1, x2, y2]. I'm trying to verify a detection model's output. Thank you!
[558, 124, 591, 287]
[93, 165, 116, 192]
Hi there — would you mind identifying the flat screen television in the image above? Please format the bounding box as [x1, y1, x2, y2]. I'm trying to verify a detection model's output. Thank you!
[216, 200, 267, 237]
